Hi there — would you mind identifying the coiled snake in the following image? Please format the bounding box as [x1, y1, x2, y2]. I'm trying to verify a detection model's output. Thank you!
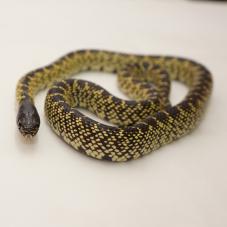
[16, 50, 212, 162]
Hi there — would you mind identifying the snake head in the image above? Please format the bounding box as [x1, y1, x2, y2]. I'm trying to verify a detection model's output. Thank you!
[17, 98, 40, 137]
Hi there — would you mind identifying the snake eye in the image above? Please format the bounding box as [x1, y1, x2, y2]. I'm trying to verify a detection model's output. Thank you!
[17, 120, 22, 129]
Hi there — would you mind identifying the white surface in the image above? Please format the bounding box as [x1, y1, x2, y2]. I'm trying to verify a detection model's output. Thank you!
[0, 0, 227, 226]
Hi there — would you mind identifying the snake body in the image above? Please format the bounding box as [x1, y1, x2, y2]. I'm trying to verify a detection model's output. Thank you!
[16, 50, 212, 162]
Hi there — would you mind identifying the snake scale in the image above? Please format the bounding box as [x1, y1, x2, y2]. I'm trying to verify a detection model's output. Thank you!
[16, 49, 212, 162]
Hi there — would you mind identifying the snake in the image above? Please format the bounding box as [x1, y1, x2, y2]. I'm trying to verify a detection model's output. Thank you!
[16, 49, 212, 162]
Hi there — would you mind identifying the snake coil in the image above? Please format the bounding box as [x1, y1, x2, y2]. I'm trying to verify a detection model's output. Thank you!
[16, 50, 212, 162]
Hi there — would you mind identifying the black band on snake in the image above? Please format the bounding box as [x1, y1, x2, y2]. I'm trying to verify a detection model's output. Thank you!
[16, 49, 212, 162]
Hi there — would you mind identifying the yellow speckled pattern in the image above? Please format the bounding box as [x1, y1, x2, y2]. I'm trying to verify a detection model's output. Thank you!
[16, 49, 212, 161]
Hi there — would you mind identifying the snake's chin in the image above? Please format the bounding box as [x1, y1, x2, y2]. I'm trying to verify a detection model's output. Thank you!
[22, 134, 34, 140]
[18, 123, 39, 138]
[19, 129, 38, 138]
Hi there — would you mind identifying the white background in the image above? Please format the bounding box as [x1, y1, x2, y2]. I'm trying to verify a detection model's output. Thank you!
[0, 0, 227, 227]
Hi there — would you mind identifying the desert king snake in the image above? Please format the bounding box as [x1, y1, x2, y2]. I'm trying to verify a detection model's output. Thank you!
[16, 49, 212, 162]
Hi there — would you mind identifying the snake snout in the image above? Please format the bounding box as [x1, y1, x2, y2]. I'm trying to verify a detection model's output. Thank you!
[17, 98, 40, 137]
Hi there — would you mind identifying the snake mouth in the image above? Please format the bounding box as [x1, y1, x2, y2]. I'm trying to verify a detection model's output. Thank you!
[18, 125, 38, 138]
